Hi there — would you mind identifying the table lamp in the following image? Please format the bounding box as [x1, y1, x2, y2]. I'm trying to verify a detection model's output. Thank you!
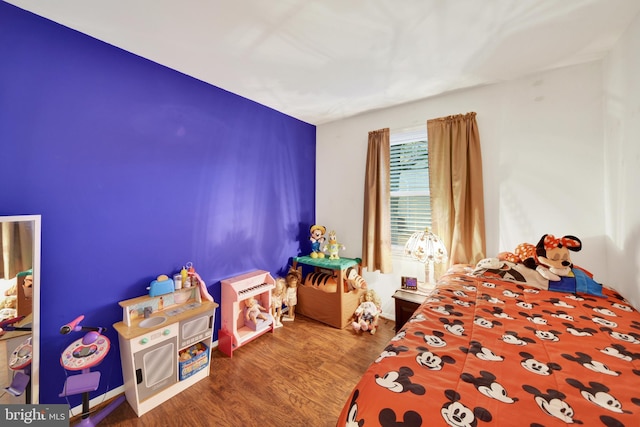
[404, 228, 448, 287]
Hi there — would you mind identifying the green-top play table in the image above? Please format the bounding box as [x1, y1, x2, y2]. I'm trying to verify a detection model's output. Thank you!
[292, 256, 364, 328]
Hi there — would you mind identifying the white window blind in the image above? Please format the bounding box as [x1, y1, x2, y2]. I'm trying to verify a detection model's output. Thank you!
[390, 128, 430, 248]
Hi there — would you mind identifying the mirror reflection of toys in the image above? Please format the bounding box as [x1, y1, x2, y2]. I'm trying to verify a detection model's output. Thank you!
[0, 280, 19, 321]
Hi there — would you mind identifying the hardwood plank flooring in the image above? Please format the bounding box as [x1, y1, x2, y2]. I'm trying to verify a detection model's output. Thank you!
[91, 314, 395, 427]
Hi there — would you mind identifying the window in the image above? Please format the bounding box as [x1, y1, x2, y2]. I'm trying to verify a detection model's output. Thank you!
[390, 128, 430, 249]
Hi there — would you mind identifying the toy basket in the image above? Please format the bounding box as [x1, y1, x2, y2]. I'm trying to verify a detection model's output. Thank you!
[178, 342, 209, 381]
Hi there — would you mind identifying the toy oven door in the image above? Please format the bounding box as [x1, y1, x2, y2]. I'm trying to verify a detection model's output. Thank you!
[179, 312, 213, 349]
[133, 336, 178, 401]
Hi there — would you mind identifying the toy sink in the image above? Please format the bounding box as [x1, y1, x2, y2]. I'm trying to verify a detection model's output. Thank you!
[139, 316, 167, 329]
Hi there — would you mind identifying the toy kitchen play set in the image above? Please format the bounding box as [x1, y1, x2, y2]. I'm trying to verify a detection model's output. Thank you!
[113, 266, 218, 417]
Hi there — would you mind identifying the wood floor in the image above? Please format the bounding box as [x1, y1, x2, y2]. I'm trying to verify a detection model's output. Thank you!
[91, 314, 396, 427]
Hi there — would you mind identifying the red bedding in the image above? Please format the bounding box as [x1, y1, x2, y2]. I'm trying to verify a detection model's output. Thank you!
[337, 266, 640, 427]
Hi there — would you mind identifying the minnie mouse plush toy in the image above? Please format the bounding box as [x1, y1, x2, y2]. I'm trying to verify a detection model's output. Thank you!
[521, 234, 603, 296]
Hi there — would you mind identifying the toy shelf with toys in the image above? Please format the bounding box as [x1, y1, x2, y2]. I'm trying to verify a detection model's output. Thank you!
[292, 256, 366, 329]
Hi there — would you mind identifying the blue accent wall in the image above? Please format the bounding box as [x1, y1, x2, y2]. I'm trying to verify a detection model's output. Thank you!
[0, 2, 316, 405]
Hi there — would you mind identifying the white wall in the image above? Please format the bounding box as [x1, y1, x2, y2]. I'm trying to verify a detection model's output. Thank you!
[317, 62, 610, 319]
[603, 12, 640, 310]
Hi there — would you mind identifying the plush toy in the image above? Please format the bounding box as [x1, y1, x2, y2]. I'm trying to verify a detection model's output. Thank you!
[4, 282, 16, 297]
[472, 257, 504, 274]
[531, 235, 581, 281]
[472, 256, 549, 290]
[0, 307, 17, 321]
[352, 289, 382, 334]
[309, 225, 327, 258]
[0, 296, 18, 321]
[1, 296, 17, 309]
[509, 234, 603, 296]
[345, 267, 367, 291]
[323, 230, 345, 260]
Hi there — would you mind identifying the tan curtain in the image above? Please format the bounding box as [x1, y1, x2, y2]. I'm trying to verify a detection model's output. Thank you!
[361, 128, 392, 273]
[1, 221, 33, 279]
[427, 112, 486, 266]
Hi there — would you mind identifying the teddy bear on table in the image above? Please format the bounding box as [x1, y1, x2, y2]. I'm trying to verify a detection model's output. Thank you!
[352, 289, 382, 334]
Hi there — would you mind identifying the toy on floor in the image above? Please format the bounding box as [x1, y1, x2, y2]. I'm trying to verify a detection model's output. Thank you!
[310, 224, 327, 258]
[271, 278, 286, 328]
[59, 315, 125, 426]
[282, 267, 302, 322]
[352, 289, 381, 334]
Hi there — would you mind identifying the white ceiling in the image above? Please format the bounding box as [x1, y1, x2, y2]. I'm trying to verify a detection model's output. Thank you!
[6, 0, 640, 125]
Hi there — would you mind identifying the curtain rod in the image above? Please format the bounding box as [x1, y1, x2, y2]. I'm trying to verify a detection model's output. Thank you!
[389, 124, 427, 134]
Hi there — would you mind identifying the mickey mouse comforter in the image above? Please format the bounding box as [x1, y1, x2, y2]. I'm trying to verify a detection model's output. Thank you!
[337, 266, 640, 427]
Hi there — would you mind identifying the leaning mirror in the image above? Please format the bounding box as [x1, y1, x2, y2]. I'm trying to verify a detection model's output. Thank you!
[0, 215, 40, 404]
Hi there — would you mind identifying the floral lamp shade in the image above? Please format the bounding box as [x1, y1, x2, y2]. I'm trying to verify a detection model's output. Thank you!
[404, 228, 448, 285]
[404, 228, 448, 263]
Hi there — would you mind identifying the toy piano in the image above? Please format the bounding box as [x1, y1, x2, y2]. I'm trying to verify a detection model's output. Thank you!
[218, 270, 275, 357]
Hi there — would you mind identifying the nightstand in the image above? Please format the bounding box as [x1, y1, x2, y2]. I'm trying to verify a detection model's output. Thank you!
[392, 289, 429, 332]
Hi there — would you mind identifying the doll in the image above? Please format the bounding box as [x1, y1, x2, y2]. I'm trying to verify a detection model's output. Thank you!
[309, 225, 327, 259]
[352, 289, 381, 334]
[282, 267, 302, 321]
[245, 297, 269, 324]
[271, 278, 286, 327]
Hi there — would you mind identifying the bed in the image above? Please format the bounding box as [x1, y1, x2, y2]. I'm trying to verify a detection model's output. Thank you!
[337, 263, 640, 427]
